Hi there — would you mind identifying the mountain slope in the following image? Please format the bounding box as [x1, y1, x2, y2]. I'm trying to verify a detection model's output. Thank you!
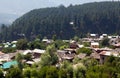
[1, 1, 120, 41]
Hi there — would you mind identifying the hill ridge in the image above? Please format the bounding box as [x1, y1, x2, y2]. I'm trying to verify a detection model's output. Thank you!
[1, 1, 120, 41]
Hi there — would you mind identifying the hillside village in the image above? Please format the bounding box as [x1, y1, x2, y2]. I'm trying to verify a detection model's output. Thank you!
[0, 34, 119, 66]
[0, 33, 119, 77]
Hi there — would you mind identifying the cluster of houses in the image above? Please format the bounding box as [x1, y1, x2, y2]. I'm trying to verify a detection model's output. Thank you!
[57, 33, 120, 64]
[83, 34, 120, 64]
[0, 49, 45, 68]
[0, 34, 120, 68]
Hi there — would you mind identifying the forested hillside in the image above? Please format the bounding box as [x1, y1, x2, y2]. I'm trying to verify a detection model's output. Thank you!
[1, 2, 120, 41]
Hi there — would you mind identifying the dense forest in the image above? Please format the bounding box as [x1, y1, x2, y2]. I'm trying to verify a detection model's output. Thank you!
[1, 1, 120, 41]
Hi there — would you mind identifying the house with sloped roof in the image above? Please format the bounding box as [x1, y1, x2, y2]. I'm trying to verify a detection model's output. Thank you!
[57, 49, 76, 62]
[99, 50, 119, 64]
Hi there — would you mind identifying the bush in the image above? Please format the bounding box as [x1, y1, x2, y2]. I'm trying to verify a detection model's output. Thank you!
[2, 47, 16, 53]
[77, 47, 92, 56]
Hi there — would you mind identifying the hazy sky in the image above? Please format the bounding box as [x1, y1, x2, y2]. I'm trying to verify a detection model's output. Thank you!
[0, 0, 118, 15]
